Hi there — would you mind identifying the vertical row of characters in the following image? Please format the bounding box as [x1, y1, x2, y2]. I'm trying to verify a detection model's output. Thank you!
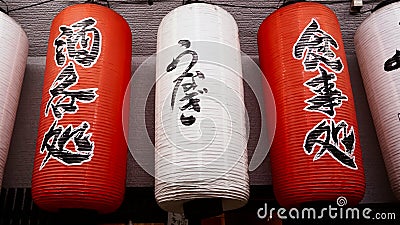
[295, 19, 357, 170]
[167, 39, 208, 126]
[258, 2, 365, 208]
[32, 3, 131, 214]
[40, 17, 100, 170]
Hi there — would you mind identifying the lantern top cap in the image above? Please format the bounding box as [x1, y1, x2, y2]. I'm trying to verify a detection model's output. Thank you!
[84, 0, 110, 8]
[0, 0, 8, 14]
[159, 1, 236, 32]
[183, 0, 203, 5]
[280, 0, 307, 8]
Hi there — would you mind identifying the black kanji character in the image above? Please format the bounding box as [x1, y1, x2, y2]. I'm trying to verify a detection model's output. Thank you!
[304, 66, 348, 117]
[180, 114, 196, 126]
[39, 120, 94, 170]
[384, 50, 400, 72]
[304, 119, 357, 170]
[293, 19, 343, 73]
[53, 17, 102, 68]
[180, 98, 201, 112]
[45, 62, 98, 119]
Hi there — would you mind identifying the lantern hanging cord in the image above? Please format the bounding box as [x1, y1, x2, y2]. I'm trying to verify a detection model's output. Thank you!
[279, 0, 382, 6]
[84, 0, 153, 7]
[5, 0, 154, 13]
[92, 0, 154, 5]
[179, 0, 383, 10]
[1, 0, 387, 15]
[7, 0, 55, 13]
[182, 0, 279, 9]
[86, 0, 111, 7]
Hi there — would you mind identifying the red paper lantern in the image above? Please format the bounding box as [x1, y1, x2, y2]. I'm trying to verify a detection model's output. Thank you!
[31, 3, 131, 213]
[258, 2, 365, 207]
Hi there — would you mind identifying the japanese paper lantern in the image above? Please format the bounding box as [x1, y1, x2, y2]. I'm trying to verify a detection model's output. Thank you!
[355, 0, 400, 200]
[258, 2, 365, 208]
[31, 3, 131, 214]
[0, 12, 28, 187]
[155, 3, 249, 215]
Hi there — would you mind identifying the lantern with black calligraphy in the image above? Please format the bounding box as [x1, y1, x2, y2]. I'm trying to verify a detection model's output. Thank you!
[0, 11, 28, 187]
[155, 3, 249, 218]
[31, 3, 131, 213]
[355, 0, 400, 200]
[258, 2, 365, 208]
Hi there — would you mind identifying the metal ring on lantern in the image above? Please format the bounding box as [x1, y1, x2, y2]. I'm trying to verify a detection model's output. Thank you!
[31, 2, 131, 214]
[0, 10, 28, 188]
[258, 1, 365, 208]
[155, 2, 249, 219]
[355, 0, 400, 200]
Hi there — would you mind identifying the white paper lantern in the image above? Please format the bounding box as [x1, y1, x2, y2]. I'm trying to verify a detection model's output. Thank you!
[155, 3, 249, 213]
[0, 12, 28, 187]
[355, 1, 400, 199]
